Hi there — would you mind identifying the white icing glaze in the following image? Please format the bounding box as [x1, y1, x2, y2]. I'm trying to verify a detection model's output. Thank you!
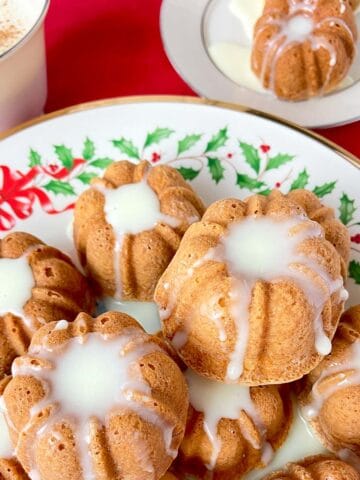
[161, 215, 345, 382]
[185, 369, 272, 470]
[11, 329, 177, 479]
[0, 255, 35, 330]
[255, 0, 355, 94]
[244, 398, 327, 480]
[53, 320, 69, 331]
[303, 340, 360, 420]
[229, 0, 266, 40]
[99, 298, 161, 334]
[0, 403, 14, 459]
[208, 43, 266, 93]
[99, 179, 180, 299]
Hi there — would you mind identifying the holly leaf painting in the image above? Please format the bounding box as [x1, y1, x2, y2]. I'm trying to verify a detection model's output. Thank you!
[144, 128, 174, 149]
[236, 173, 265, 190]
[77, 172, 98, 184]
[339, 193, 356, 225]
[89, 158, 113, 169]
[28, 149, 42, 167]
[82, 137, 95, 160]
[112, 137, 140, 159]
[177, 134, 202, 155]
[265, 153, 294, 171]
[207, 157, 225, 184]
[177, 166, 200, 181]
[258, 188, 272, 196]
[349, 260, 360, 285]
[289, 169, 309, 191]
[54, 145, 73, 169]
[205, 127, 229, 153]
[44, 180, 75, 196]
[313, 181, 337, 198]
[239, 142, 261, 174]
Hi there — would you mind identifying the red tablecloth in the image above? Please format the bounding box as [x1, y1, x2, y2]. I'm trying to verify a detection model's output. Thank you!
[45, 0, 359, 158]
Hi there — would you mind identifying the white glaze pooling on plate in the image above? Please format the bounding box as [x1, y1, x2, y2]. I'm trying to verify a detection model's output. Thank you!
[100, 298, 161, 334]
[255, 0, 356, 94]
[229, 0, 266, 40]
[11, 328, 177, 480]
[208, 43, 266, 93]
[0, 255, 35, 329]
[244, 399, 327, 480]
[100, 179, 180, 299]
[221, 215, 345, 381]
[303, 340, 360, 420]
[0, 403, 14, 459]
[185, 369, 272, 470]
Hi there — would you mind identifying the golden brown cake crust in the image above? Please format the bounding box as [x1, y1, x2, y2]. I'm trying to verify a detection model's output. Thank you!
[73, 160, 205, 301]
[251, 0, 358, 100]
[299, 305, 360, 456]
[3, 312, 189, 480]
[178, 385, 292, 479]
[0, 232, 94, 380]
[264, 454, 360, 479]
[155, 190, 350, 385]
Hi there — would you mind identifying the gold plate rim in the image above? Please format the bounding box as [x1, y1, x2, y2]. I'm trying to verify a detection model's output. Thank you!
[0, 94, 359, 169]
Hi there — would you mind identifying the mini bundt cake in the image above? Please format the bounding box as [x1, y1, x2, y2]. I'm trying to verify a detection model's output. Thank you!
[263, 454, 360, 479]
[251, 0, 358, 100]
[73, 160, 205, 301]
[155, 189, 350, 385]
[0, 232, 94, 379]
[300, 305, 360, 457]
[0, 376, 29, 480]
[176, 370, 292, 479]
[2, 311, 189, 480]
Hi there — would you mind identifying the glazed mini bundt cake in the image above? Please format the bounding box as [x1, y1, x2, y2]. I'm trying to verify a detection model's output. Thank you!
[176, 370, 292, 479]
[0, 232, 94, 379]
[2, 311, 189, 480]
[0, 376, 29, 480]
[251, 0, 358, 100]
[155, 189, 350, 385]
[300, 305, 360, 457]
[263, 454, 360, 479]
[73, 160, 205, 301]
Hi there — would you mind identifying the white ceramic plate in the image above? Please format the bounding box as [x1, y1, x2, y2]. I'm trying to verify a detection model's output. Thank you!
[0, 95, 359, 304]
[160, 0, 360, 128]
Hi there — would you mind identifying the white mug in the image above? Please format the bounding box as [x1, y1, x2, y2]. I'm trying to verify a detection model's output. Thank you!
[0, 0, 50, 132]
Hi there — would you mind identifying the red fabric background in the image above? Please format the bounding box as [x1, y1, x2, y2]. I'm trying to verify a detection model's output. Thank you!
[44, 0, 359, 158]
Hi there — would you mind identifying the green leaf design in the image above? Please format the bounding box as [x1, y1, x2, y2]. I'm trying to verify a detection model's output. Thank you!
[82, 137, 95, 160]
[205, 127, 229, 153]
[112, 138, 140, 159]
[207, 157, 225, 184]
[144, 128, 174, 148]
[349, 260, 360, 285]
[313, 181, 337, 198]
[265, 153, 294, 171]
[239, 142, 261, 174]
[77, 172, 98, 184]
[177, 166, 200, 181]
[177, 134, 202, 155]
[258, 188, 272, 196]
[28, 149, 42, 167]
[90, 158, 113, 169]
[289, 169, 309, 191]
[54, 145, 74, 169]
[339, 193, 356, 225]
[236, 173, 265, 190]
[44, 180, 75, 196]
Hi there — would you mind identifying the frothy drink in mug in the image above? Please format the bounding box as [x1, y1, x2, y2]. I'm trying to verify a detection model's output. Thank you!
[0, 0, 48, 131]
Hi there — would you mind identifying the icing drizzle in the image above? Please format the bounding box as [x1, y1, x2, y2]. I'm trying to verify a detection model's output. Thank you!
[8, 323, 177, 480]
